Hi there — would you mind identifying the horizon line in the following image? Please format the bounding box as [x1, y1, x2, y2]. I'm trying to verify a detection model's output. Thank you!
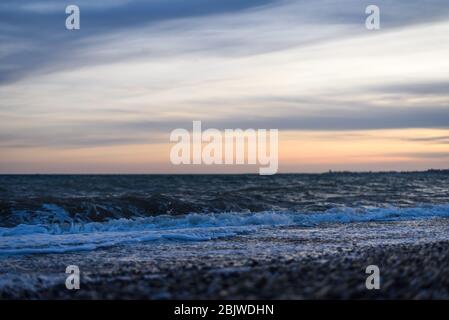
[1, 169, 448, 176]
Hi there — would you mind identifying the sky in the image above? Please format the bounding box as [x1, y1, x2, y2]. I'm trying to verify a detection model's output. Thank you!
[0, 0, 449, 173]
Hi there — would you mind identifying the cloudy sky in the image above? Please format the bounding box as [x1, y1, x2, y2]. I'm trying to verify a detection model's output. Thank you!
[0, 0, 448, 173]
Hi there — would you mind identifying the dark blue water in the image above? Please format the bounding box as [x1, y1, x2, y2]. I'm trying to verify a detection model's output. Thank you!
[1, 171, 449, 227]
[1, 171, 449, 255]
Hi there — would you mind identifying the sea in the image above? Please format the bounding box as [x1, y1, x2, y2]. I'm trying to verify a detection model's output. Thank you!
[1, 171, 449, 256]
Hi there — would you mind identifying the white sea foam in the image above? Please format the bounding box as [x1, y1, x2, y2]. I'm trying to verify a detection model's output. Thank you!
[1, 204, 449, 255]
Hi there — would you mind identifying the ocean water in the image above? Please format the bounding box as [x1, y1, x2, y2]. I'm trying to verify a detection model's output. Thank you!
[1, 172, 449, 255]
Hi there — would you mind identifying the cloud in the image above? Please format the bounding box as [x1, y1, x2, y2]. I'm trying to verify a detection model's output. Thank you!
[0, 0, 275, 84]
[386, 151, 449, 159]
[1, 0, 449, 173]
[2, 105, 448, 150]
[372, 81, 449, 96]
[404, 135, 449, 143]
[2, 0, 449, 84]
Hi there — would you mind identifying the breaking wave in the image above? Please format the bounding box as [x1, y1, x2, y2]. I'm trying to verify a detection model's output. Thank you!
[1, 204, 449, 255]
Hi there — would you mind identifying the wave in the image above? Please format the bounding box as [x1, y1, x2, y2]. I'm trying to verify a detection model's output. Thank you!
[0, 195, 204, 227]
[3, 173, 449, 228]
[1, 204, 449, 255]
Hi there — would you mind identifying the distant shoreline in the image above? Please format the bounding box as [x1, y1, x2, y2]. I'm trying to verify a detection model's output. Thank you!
[1, 169, 449, 176]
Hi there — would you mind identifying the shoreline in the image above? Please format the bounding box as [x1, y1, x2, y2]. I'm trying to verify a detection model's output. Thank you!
[1, 219, 449, 299]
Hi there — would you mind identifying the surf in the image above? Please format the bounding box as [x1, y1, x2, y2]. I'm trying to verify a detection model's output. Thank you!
[1, 204, 449, 256]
